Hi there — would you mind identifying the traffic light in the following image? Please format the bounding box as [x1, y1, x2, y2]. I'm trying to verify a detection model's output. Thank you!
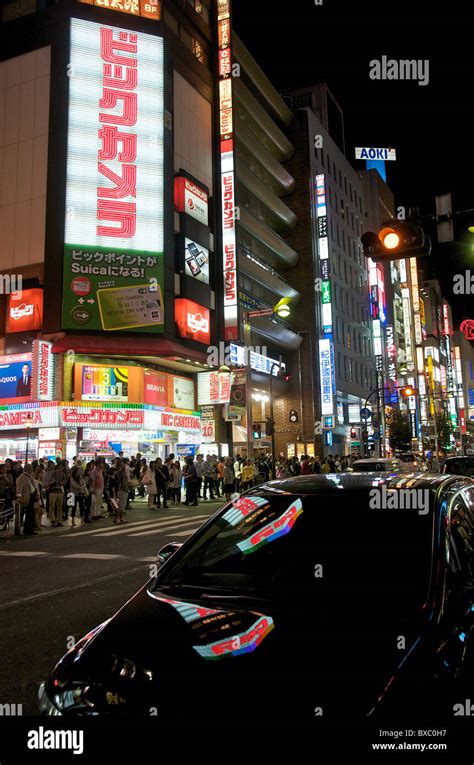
[253, 423, 262, 439]
[361, 221, 431, 263]
[350, 427, 357, 439]
[362, 429, 369, 444]
[265, 417, 274, 436]
[400, 385, 416, 398]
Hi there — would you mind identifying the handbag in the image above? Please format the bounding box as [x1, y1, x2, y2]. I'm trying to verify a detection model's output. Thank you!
[110, 497, 119, 512]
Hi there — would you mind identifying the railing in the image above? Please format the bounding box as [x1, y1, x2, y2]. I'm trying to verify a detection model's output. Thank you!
[238, 244, 293, 288]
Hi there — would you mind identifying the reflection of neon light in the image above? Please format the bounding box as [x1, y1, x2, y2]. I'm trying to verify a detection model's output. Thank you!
[237, 499, 303, 555]
[222, 495, 269, 527]
[150, 595, 221, 623]
[193, 615, 274, 660]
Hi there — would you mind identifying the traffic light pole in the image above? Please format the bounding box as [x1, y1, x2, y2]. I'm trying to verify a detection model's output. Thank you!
[268, 361, 280, 477]
[362, 386, 385, 457]
[243, 310, 253, 462]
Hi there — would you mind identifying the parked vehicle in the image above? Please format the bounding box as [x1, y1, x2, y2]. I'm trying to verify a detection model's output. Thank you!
[441, 456, 474, 477]
[39, 473, 474, 722]
[348, 458, 406, 472]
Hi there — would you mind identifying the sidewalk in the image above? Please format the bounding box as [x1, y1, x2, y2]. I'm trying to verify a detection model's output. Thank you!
[1, 493, 226, 543]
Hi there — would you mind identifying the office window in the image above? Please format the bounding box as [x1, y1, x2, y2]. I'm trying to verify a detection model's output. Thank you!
[333, 161, 337, 179]
[326, 153, 331, 172]
[348, 358, 352, 381]
[344, 177, 348, 196]
[339, 169, 342, 188]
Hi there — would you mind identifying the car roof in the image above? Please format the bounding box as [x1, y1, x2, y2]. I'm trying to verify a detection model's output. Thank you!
[253, 472, 471, 496]
[444, 456, 474, 461]
[352, 458, 400, 463]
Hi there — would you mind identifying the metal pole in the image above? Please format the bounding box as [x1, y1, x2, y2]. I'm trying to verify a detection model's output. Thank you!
[243, 310, 253, 461]
[25, 428, 29, 464]
[269, 370, 275, 474]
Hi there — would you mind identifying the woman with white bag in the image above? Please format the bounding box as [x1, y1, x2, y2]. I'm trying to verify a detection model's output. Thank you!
[141, 460, 157, 510]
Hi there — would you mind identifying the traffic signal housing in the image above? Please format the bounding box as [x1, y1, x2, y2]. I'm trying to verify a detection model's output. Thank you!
[265, 417, 274, 436]
[350, 427, 357, 439]
[400, 385, 416, 399]
[253, 423, 262, 439]
[361, 221, 431, 263]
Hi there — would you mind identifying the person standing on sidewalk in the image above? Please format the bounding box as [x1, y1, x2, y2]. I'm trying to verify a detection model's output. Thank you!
[142, 461, 157, 510]
[154, 458, 169, 509]
[69, 465, 89, 526]
[16, 464, 38, 535]
[169, 461, 182, 504]
[240, 460, 255, 492]
[48, 462, 67, 527]
[223, 458, 234, 502]
[90, 460, 105, 519]
[195, 454, 204, 498]
[202, 455, 216, 500]
[183, 457, 199, 506]
[115, 461, 129, 524]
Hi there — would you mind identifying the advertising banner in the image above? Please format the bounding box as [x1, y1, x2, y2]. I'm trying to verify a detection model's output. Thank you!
[184, 238, 209, 284]
[229, 368, 246, 416]
[31, 340, 55, 401]
[0, 353, 32, 405]
[63, 19, 164, 332]
[174, 177, 209, 226]
[175, 299, 211, 345]
[78, 0, 162, 20]
[6, 289, 43, 333]
[74, 363, 142, 403]
[170, 376, 195, 410]
[198, 371, 231, 405]
[144, 370, 168, 407]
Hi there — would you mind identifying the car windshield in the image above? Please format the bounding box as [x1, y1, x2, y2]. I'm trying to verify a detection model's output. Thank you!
[444, 458, 474, 477]
[153, 489, 434, 620]
[352, 461, 395, 472]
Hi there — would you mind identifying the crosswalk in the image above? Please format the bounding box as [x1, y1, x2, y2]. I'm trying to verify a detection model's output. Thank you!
[0, 512, 209, 560]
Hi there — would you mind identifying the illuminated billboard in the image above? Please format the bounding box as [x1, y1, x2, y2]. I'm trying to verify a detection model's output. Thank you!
[78, 0, 162, 20]
[63, 19, 164, 332]
[319, 339, 334, 416]
[0, 353, 32, 405]
[218, 0, 238, 341]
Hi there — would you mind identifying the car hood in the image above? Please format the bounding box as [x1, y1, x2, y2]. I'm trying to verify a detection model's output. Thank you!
[45, 582, 419, 719]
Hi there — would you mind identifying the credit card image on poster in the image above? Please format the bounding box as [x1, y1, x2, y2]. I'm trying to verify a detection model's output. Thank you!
[97, 284, 164, 331]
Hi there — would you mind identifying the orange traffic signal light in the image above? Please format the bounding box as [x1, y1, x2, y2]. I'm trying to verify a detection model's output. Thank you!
[361, 222, 430, 262]
[400, 385, 416, 398]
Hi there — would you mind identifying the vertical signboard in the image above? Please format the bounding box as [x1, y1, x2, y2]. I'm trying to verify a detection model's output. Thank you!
[319, 339, 334, 416]
[63, 19, 164, 332]
[217, 0, 238, 340]
[315, 175, 335, 419]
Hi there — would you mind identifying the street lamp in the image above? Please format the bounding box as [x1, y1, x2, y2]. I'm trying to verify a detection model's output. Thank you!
[25, 412, 34, 463]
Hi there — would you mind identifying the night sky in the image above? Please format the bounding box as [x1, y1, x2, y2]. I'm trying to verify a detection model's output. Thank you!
[232, 0, 474, 327]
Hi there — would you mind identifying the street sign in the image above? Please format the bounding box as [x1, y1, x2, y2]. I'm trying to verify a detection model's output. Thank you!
[360, 407, 371, 420]
[248, 308, 274, 318]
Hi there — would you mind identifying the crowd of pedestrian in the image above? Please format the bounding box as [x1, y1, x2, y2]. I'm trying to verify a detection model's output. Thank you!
[0, 451, 362, 536]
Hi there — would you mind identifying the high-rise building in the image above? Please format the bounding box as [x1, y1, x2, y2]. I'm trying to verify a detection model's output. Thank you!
[0, 0, 220, 460]
[278, 84, 374, 458]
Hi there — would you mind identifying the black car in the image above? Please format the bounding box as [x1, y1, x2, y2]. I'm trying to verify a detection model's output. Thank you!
[442, 456, 474, 477]
[39, 473, 474, 722]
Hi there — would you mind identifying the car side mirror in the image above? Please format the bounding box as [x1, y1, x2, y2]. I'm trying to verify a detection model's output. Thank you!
[157, 542, 182, 566]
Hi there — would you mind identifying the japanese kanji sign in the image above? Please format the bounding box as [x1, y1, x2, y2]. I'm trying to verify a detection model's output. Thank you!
[63, 19, 164, 332]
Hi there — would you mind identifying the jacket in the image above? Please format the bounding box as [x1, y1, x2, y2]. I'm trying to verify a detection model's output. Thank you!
[16, 473, 36, 506]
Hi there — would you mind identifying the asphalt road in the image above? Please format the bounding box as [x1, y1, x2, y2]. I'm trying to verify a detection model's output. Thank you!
[0, 496, 222, 714]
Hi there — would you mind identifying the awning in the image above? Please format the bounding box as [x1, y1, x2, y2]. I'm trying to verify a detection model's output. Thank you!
[50, 335, 209, 363]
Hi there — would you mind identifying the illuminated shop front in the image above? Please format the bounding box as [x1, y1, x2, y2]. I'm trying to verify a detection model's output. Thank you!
[0, 402, 202, 463]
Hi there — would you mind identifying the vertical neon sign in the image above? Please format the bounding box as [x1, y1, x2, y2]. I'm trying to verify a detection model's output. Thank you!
[315, 174, 334, 418]
[218, 0, 238, 340]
